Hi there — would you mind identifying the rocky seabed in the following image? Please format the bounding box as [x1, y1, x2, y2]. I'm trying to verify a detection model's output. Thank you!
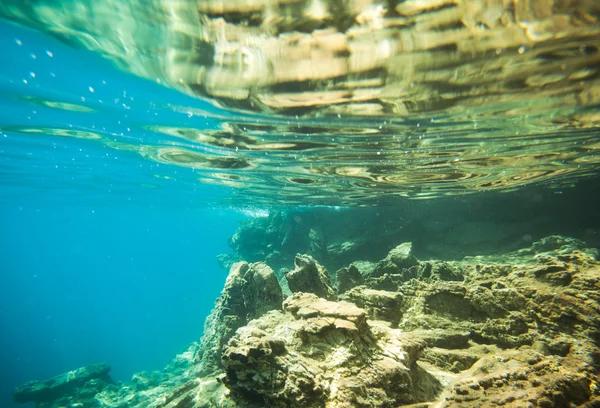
[14, 236, 600, 408]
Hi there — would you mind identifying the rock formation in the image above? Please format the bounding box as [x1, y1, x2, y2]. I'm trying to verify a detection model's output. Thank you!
[13, 363, 112, 404]
[219, 191, 600, 274]
[221, 292, 441, 407]
[336, 263, 365, 295]
[14, 235, 600, 407]
[368, 242, 419, 278]
[285, 254, 337, 301]
[197, 261, 283, 376]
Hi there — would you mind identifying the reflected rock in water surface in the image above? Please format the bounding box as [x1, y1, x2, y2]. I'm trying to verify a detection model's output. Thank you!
[1, 0, 600, 203]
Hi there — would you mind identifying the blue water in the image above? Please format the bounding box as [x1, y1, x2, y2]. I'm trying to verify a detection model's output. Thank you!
[0, 204, 243, 408]
[0, 18, 239, 207]
[2, 9, 599, 408]
[0, 19, 248, 408]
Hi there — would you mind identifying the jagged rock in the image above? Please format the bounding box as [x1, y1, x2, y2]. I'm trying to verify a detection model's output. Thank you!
[221, 292, 441, 407]
[283, 292, 367, 326]
[351, 260, 376, 277]
[197, 261, 283, 375]
[527, 235, 592, 255]
[13, 363, 112, 404]
[340, 286, 403, 327]
[16, 236, 600, 408]
[416, 261, 464, 282]
[438, 345, 598, 407]
[336, 263, 365, 294]
[285, 254, 336, 300]
[421, 346, 480, 373]
[369, 242, 419, 278]
[370, 260, 465, 286]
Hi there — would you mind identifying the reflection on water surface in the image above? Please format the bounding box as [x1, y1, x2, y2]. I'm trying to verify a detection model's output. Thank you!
[1, 0, 599, 205]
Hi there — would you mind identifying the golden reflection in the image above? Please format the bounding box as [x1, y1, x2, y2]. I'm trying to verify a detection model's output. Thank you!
[21, 96, 96, 112]
[3, 0, 598, 118]
[0, 126, 103, 140]
[1, 0, 599, 204]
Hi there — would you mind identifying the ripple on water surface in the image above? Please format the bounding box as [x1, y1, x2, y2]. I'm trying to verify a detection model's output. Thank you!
[0, 0, 599, 206]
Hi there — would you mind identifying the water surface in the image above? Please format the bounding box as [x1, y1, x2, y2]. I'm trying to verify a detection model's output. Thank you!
[2, 0, 599, 205]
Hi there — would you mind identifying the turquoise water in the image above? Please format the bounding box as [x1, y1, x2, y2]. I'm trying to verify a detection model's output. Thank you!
[0, 19, 238, 207]
[0, 20, 246, 408]
[1, 6, 600, 408]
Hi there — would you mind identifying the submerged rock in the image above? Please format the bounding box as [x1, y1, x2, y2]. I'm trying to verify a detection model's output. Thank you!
[369, 242, 419, 278]
[221, 292, 440, 407]
[197, 261, 283, 375]
[13, 363, 112, 404]
[15, 236, 600, 408]
[284, 254, 336, 300]
[340, 286, 404, 327]
[335, 263, 365, 294]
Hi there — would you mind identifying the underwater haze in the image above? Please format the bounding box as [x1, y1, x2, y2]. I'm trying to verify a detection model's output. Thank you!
[0, 19, 246, 408]
[1, 1, 600, 408]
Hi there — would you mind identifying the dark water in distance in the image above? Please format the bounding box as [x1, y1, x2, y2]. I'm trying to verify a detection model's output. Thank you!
[1, 2, 600, 408]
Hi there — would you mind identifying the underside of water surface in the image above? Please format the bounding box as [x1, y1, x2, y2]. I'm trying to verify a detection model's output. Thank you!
[1, 0, 599, 205]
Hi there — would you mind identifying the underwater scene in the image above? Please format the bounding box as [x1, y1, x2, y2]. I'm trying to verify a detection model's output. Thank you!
[1, 1, 600, 407]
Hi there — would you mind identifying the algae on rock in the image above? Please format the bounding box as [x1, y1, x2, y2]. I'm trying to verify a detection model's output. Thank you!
[197, 261, 283, 376]
[14, 235, 600, 408]
[285, 254, 337, 301]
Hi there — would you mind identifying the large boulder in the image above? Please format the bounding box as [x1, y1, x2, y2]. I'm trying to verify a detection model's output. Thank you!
[197, 261, 283, 375]
[369, 242, 419, 278]
[285, 254, 337, 300]
[221, 292, 440, 407]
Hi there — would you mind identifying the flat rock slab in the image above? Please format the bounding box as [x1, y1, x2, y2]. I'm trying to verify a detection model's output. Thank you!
[13, 363, 111, 404]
